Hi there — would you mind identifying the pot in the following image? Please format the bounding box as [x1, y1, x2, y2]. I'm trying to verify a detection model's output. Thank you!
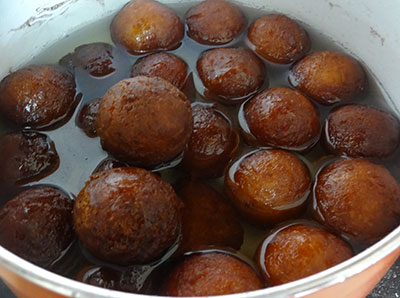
[0, 0, 399, 297]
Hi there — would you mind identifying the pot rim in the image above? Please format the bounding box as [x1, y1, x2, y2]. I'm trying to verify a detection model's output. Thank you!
[0, 225, 399, 298]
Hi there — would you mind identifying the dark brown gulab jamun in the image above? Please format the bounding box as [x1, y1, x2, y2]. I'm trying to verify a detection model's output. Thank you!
[289, 50, 366, 105]
[256, 224, 353, 285]
[110, 0, 184, 54]
[73, 167, 182, 265]
[163, 252, 263, 296]
[243, 87, 320, 150]
[0, 65, 76, 128]
[131, 52, 188, 90]
[225, 149, 311, 226]
[71, 43, 116, 77]
[177, 181, 243, 253]
[181, 103, 239, 177]
[248, 14, 310, 64]
[0, 131, 59, 185]
[96, 76, 192, 168]
[197, 48, 265, 104]
[325, 104, 400, 159]
[76, 98, 100, 138]
[185, 0, 246, 45]
[0, 186, 74, 268]
[314, 158, 400, 245]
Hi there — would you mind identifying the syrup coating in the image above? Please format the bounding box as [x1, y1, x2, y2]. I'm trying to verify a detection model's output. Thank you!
[185, 0, 246, 45]
[248, 14, 310, 64]
[110, 0, 184, 54]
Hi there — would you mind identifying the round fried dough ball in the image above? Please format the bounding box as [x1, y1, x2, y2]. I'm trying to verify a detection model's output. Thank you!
[0, 65, 76, 128]
[225, 149, 311, 226]
[182, 103, 239, 177]
[73, 167, 182, 265]
[177, 181, 243, 253]
[314, 158, 400, 245]
[131, 52, 188, 90]
[197, 48, 265, 104]
[96, 76, 192, 168]
[73, 43, 116, 77]
[76, 98, 100, 138]
[248, 14, 310, 64]
[163, 252, 263, 296]
[110, 0, 184, 54]
[325, 104, 400, 159]
[0, 186, 74, 268]
[256, 224, 353, 285]
[289, 50, 366, 105]
[185, 0, 246, 45]
[0, 131, 59, 185]
[243, 87, 320, 150]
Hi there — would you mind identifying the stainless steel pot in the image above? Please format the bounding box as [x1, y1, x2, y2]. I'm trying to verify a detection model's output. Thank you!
[0, 0, 399, 297]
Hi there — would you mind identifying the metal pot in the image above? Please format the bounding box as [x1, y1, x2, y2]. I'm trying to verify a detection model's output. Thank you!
[0, 0, 399, 297]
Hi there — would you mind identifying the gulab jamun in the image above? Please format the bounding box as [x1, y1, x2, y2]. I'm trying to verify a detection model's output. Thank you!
[0, 186, 74, 267]
[177, 181, 243, 253]
[0, 65, 76, 128]
[243, 87, 320, 150]
[314, 158, 400, 245]
[131, 52, 188, 90]
[110, 0, 184, 54]
[0, 131, 59, 185]
[71, 43, 116, 77]
[73, 167, 182, 265]
[197, 48, 265, 104]
[96, 76, 192, 168]
[325, 104, 400, 159]
[248, 14, 310, 64]
[181, 103, 239, 177]
[256, 224, 353, 285]
[76, 98, 100, 138]
[163, 252, 263, 296]
[289, 50, 366, 105]
[185, 0, 246, 45]
[225, 149, 311, 226]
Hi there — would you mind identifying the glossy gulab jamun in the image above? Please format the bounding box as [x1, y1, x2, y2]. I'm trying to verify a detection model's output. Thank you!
[0, 186, 74, 267]
[289, 50, 366, 105]
[256, 224, 353, 285]
[325, 104, 400, 159]
[225, 149, 311, 226]
[181, 103, 239, 177]
[185, 0, 246, 45]
[163, 252, 263, 296]
[73, 167, 182, 265]
[248, 14, 310, 64]
[197, 48, 265, 104]
[96, 76, 192, 168]
[0, 131, 59, 185]
[243, 87, 320, 150]
[72, 43, 116, 77]
[0, 65, 76, 128]
[314, 158, 400, 245]
[131, 52, 188, 90]
[76, 98, 100, 138]
[110, 0, 184, 54]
